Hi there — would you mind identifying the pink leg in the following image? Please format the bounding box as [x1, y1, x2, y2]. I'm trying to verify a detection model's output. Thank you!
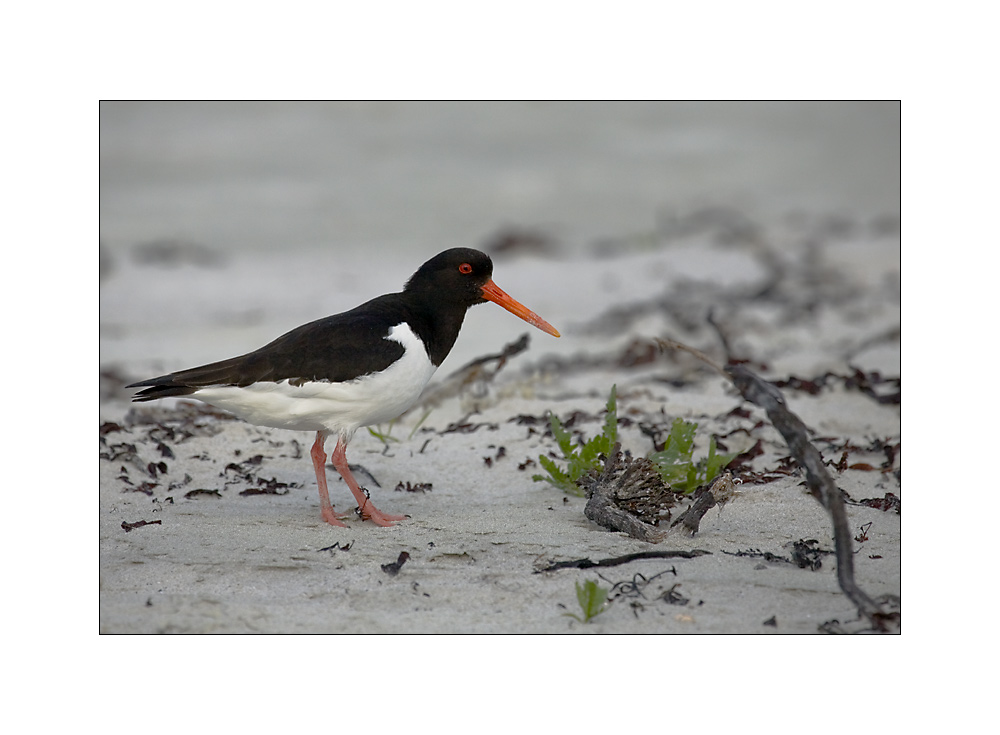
[311, 431, 350, 527]
[330, 434, 407, 527]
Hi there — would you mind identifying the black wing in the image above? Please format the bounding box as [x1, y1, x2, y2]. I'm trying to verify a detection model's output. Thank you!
[128, 295, 414, 402]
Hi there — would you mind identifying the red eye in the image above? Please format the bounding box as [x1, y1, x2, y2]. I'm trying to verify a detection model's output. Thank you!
[458, 263, 473, 274]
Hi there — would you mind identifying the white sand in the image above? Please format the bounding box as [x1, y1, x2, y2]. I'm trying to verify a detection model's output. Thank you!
[100, 220, 900, 633]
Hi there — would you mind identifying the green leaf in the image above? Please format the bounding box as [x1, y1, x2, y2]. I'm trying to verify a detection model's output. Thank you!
[535, 454, 578, 494]
[704, 435, 737, 483]
[533, 385, 619, 496]
[648, 417, 698, 490]
[565, 579, 609, 623]
[549, 412, 575, 456]
[407, 408, 434, 440]
[648, 419, 738, 493]
[367, 424, 400, 444]
[602, 384, 618, 446]
[533, 384, 736, 499]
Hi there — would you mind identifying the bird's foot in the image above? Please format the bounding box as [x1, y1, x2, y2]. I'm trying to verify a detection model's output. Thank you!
[321, 506, 352, 527]
[356, 504, 407, 527]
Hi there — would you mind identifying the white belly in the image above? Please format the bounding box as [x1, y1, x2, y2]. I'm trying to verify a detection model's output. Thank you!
[192, 323, 437, 437]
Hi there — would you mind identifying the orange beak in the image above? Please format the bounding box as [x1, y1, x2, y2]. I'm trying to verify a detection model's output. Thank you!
[481, 279, 561, 338]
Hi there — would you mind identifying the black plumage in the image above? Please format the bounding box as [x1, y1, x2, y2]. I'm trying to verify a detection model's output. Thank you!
[125, 247, 559, 527]
[129, 248, 493, 400]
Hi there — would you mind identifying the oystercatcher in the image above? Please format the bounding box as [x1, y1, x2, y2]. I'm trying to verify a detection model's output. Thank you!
[128, 248, 560, 527]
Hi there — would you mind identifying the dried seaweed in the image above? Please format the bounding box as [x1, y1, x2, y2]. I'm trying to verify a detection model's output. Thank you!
[239, 478, 291, 496]
[394, 481, 433, 493]
[381, 551, 411, 576]
[121, 519, 162, 532]
[535, 549, 711, 573]
[857, 492, 901, 514]
[440, 420, 499, 434]
[124, 400, 239, 431]
[125, 481, 159, 496]
[773, 369, 900, 405]
[318, 541, 353, 553]
[722, 539, 833, 570]
[184, 488, 222, 499]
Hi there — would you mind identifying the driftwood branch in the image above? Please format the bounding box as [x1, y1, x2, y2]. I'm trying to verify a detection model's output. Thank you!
[578, 444, 674, 543]
[670, 471, 738, 535]
[725, 364, 887, 627]
[656, 338, 896, 631]
[580, 442, 741, 540]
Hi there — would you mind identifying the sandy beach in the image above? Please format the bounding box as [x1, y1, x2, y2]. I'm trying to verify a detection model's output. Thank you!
[100, 102, 899, 633]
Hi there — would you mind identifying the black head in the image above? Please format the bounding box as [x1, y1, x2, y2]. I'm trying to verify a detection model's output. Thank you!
[404, 247, 560, 338]
[404, 248, 494, 306]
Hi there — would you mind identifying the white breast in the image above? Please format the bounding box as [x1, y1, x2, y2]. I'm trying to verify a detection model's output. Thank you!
[192, 323, 437, 438]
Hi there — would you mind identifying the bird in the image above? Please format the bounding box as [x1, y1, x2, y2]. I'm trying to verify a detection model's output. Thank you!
[127, 247, 560, 527]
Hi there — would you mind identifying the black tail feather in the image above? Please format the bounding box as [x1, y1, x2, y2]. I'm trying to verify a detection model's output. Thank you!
[128, 382, 200, 402]
[126, 354, 256, 402]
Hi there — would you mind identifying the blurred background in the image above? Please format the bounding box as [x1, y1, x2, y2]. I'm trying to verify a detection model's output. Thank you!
[100, 101, 900, 387]
[100, 101, 899, 259]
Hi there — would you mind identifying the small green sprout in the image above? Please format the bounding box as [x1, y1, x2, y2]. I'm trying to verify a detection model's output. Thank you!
[407, 408, 434, 440]
[368, 407, 436, 446]
[564, 579, 610, 623]
[367, 422, 400, 446]
[533, 385, 618, 497]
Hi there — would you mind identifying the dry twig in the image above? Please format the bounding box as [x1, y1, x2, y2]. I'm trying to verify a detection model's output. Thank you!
[655, 337, 897, 630]
[726, 364, 889, 628]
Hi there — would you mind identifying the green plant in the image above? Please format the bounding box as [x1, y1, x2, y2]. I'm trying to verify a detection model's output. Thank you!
[532, 385, 737, 495]
[367, 407, 435, 446]
[647, 418, 738, 493]
[564, 579, 610, 623]
[407, 408, 434, 440]
[533, 385, 618, 497]
[367, 422, 400, 446]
